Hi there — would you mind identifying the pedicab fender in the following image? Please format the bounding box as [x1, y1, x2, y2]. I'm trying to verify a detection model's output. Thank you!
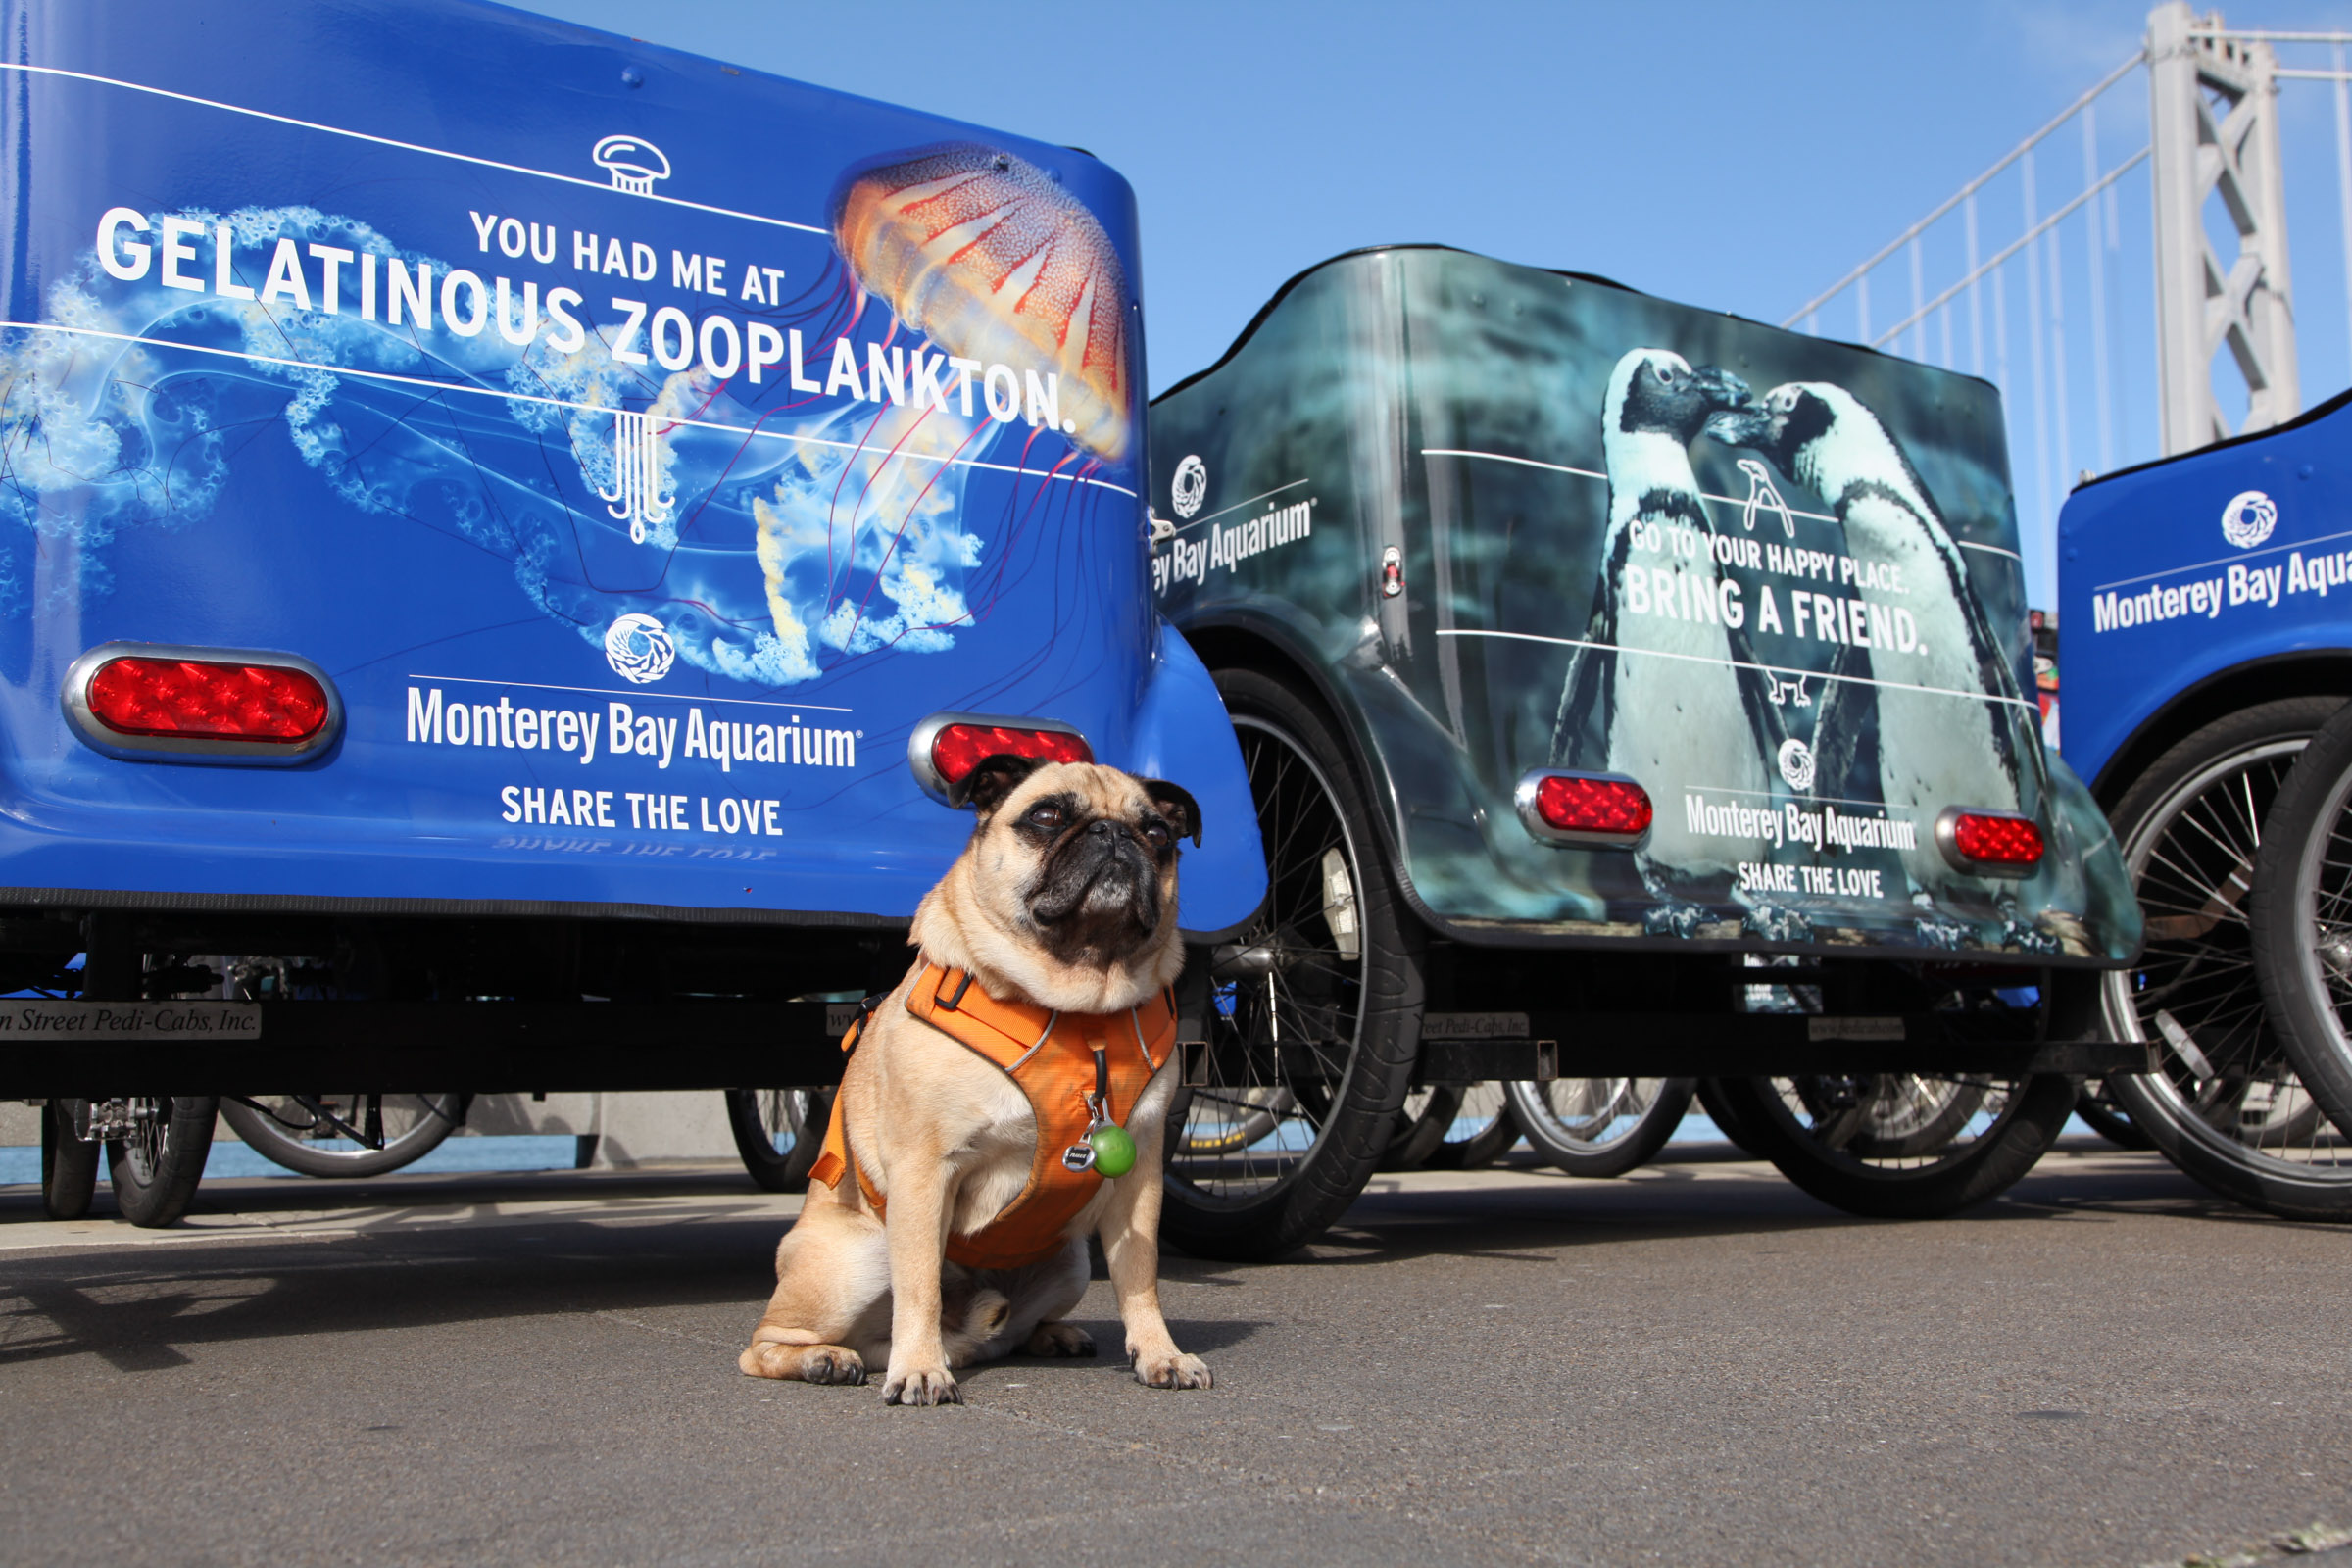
[1124, 627, 1267, 941]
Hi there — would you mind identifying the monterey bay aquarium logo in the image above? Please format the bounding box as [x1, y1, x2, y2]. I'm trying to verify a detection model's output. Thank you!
[2089, 488, 2352, 635]
[605, 613, 675, 684]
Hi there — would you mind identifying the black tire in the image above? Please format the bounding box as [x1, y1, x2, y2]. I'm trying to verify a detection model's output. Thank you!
[1711, 1070, 2076, 1219]
[1159, 667, 1424, 1262]
[2074, 1082, 2152, 1151]
[1694, 1077, 1759, 1154]
[1505, 1077, 1694, 1177]
[1421, 1083, 1522, 1171]
[106, 1097, 218, 1228]
[41, 1100, 99, 1220]
[1376, 1087, 1462, 1172]
[219, 1094, 464, 1177]
[725, 1088, 832, 1193]
[2250, 698, 2352, 1171]
[2099, 697, 2352, 1220]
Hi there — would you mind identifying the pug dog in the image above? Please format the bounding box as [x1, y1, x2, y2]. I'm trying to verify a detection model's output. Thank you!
[739, 753, 1213, 1405]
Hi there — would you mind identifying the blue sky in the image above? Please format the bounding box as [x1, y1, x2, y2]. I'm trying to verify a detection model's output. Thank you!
[507, 0, 2352, 605]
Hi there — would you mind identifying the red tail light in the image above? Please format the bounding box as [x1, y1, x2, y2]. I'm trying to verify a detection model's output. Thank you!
[1937, 808, 2044, 877]
[908, 711, 1093, 802]
[64, 643, 342, 763]
[89, 659, 328, 741]
[1515, 769, 1651, 847]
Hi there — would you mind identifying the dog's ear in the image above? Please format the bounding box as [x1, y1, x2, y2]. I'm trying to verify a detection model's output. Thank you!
[950, 753, 1042, 814]
[1141, 778, 1203, 846]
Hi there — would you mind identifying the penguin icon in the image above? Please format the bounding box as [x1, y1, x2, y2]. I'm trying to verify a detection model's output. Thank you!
[1737, 459, 1797, 538]
[1552, 348, 1785, 937]
[1711, 382, 2040, 927]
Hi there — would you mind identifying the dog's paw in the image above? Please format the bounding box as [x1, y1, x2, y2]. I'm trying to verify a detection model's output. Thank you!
[881, 1364, 962, 1406]
[1024, 1321, 1096, 1357]
[1134, 1351, 1212, 1391]
[800, 1347, 866, 1386]
[739, 1342, 792, 1380]
[739, 1341, 865, 1385]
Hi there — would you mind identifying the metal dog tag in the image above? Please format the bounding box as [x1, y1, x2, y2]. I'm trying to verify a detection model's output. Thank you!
[1060, 1142, 1098, 1173]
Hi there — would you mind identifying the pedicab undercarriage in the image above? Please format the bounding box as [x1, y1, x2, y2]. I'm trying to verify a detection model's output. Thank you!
[2, 905, 2141, 1253]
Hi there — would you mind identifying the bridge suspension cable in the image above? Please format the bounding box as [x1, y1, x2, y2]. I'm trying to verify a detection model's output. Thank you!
[1787, 5, 2352, 607]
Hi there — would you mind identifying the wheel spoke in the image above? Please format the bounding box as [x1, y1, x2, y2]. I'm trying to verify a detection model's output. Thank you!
[2104, 727, 2352, 1184]
[1169, 712, 1377, 1209]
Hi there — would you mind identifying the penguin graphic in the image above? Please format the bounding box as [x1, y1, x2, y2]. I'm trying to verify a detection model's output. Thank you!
[1710, 382, 2043, 934]
[1552, 348, 1785, 937]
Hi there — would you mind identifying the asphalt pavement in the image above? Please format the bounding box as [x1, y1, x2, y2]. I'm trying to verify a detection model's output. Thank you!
[1, 1141, 2346, 1568]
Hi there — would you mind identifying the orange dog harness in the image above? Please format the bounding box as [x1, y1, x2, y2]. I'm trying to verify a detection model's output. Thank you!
[808, 960, 1175, 1270]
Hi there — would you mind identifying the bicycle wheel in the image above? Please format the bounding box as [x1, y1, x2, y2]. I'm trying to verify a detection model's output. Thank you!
[1504, 1077, 1693, 1178]
[1422, 1082, 1521, 1171]
[2099, 698, 2352, 1220]
[724, 1088, 831, 1192]
[2250, 699, 2352, 1181]
[41, 1100, 99, 1220]
[106, 1096, 218, 1228]
[1694, 1077, 1758, 1154]
[220, 1094, 465, 1177]
[1376, 1086, 1462, 1172]
[1846, 1075, 1986, 1158]
[1158, 668, 1425, 1262]
[1712, 1070, 2074, 1218]
[1168, 1083, 1290, 1156]
[2073, 1081, 2153, 1151]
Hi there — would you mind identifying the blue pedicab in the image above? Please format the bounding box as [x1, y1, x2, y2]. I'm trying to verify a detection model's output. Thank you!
[2059, 386, 2352, 1219]
[0, 0, 1264, 1225]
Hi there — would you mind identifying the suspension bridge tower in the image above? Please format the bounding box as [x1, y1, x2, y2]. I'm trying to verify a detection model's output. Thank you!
[2147, 3, 2300, 454]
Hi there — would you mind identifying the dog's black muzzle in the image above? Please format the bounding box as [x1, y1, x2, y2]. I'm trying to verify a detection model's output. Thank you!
[1034, 822, 1161, 932]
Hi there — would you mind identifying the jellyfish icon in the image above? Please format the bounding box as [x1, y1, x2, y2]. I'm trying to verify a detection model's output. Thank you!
[592, 134, 671, 196]
[597, 408, 672, 543]
[832, 143, 1134, 462]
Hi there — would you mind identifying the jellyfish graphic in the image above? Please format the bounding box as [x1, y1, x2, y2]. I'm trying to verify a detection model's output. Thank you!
[831, 143, 1134, 463]
[727, 142, 1139, 670]
[0, 151, 1135, 693]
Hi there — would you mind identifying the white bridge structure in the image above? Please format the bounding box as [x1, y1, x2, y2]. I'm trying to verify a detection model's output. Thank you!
[1788, 4, 2352, 601]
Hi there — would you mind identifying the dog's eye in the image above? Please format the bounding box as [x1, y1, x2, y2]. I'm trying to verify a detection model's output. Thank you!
[1026, 805, 1064, 831]
[1142, 822, 1171, 848]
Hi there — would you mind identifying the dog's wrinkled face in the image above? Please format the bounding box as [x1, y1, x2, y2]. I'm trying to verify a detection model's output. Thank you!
[948, 756, 1201, 968]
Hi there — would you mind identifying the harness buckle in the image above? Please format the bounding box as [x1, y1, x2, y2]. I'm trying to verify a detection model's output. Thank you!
[840, 990, 887, 1056]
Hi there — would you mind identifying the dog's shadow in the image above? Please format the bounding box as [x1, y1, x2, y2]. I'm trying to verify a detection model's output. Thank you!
[963, 1314, 1267, 1379]
[1073, 1315, 1263, 1356]
[1057, 1258, 1267, 1355]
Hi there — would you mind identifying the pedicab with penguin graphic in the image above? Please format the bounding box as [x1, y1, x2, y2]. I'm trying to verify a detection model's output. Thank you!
[0, 0, 1265, 1227]
[1147, 246, 2144, 1255]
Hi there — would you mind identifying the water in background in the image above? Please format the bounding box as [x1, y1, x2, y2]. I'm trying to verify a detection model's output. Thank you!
[0, 1134, 579, 1188]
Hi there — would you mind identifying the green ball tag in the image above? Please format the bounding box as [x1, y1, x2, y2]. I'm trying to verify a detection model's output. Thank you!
[1087, 1123, 1137, 1178]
